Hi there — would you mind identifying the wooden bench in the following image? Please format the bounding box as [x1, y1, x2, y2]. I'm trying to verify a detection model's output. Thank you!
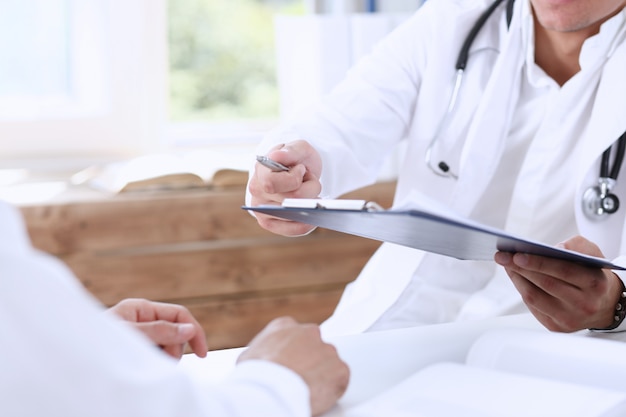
[19, 181, 396, 349]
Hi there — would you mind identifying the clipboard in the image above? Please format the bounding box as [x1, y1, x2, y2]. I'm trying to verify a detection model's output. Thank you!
[243, 199, 626, 270]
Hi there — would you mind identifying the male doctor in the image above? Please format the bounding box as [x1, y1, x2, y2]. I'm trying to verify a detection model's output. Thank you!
[0, 201, 349, 417]
[247, 0, 626, 335]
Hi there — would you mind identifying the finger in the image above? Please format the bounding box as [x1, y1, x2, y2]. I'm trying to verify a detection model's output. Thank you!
[249, 164, 303, 201]
[507, 268, 557, 314]
[278, 173, 322, 200]
[559, 235, 604, 258]
[107, 298, 148, 321]
[252, 141, 323, 197]
[250, 170, 322, 206]
[108, 300, 208, 357]
[525, 302, 563, 331]
[186, 330, 209, 358]
[269, 141, 322, 178]
[507, 268, 597, 331]
[134, 321, 193, 344]
[497, 252, 578, 325]
[162, 343, 185, 360]
[133, 300, 191, 323]
[494, 251, 513, 266]
[173, 319, 207, 358]
[252, 317, 300, 343]
[507, 269, 570, 329]
[137, 303, 208, 356]
[133, 321, 206, 358]
[267, 143, 304, 167]
[262, 316, 299, 333]
[250, 168, 321, 236]
[255, 213, 317, 236]
[255, 164, 309, 195]
[509, 252, 594, 291]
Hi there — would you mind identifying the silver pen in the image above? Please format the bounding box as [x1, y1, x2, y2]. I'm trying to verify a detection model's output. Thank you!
[256, 155, 290, 172]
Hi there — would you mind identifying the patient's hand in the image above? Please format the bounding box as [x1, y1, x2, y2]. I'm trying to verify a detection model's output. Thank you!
[238, 317, 350, 416]
[108, 298, 208, 359]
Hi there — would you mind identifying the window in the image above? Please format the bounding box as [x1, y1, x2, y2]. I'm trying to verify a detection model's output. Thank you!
[166, 0, 303, 148]
[0, 0, 420, 164]
[0, 0, 305, 161]
[0, 0, 167, 162]
[0, 0, 71, 116]
[165, 0, 420, 148]
[168, 0, 303, 123]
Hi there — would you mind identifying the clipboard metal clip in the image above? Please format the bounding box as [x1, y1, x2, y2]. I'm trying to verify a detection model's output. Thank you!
[282, 198, 383, 211]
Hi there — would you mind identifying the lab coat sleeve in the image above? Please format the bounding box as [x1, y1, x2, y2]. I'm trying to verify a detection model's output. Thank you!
[252, 8, 434, 200]
[208, 360, 311, 417]
[0, 202, 310, 417]
[247, 0, 490, 206]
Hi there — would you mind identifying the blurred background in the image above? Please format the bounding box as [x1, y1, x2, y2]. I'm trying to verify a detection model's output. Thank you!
[0, 0, 423, 168]
[0, 0, 420, 350]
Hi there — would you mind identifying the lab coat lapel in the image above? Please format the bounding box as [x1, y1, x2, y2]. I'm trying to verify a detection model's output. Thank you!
[575, 39, 626, 189]
[575, 35, 626, 250]
[450, 9, 524, 216]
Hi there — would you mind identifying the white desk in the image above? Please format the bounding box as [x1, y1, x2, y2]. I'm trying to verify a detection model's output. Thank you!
[179, 314, 550, 416]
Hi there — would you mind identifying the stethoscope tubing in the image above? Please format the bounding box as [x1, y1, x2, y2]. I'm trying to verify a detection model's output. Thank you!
[424, 69, 463, 178]
[425, 0, 513, 179]
[604, 132, 626, 180]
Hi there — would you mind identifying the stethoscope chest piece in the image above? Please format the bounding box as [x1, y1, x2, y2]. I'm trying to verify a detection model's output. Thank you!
[583, 178, 620, 220]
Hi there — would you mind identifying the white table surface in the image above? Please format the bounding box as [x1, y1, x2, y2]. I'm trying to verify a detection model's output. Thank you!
[179, 314, 551, 416]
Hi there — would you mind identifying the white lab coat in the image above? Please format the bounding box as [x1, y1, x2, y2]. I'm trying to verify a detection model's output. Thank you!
[0, 202, 310, 417]
[251, 0, 626, 336]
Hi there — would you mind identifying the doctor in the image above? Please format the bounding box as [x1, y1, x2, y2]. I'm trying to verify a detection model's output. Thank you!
[247, 0, 626, 335]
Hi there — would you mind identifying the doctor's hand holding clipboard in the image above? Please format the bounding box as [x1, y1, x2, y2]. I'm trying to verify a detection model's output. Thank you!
[495, 236, 626, 333]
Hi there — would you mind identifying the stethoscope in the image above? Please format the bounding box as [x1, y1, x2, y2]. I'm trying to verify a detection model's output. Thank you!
[425, 0, 626, 220]
[582, 133, 626, 219]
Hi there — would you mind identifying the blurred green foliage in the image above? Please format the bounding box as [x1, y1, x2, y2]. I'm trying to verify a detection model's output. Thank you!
[168, 0, 303, 121]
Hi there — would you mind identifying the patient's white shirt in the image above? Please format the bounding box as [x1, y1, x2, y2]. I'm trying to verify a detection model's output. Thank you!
[0, 201, 309, 417]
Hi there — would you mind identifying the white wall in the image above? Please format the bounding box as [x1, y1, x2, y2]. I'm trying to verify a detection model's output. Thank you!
[275, 12, 411, 120]
[274, 8, 417, 181]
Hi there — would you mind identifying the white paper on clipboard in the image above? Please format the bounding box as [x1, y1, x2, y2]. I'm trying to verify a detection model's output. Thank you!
[243, 199, 626, 270]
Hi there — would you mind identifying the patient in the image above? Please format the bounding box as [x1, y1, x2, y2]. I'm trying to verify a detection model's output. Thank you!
[0, 200, 349, 417]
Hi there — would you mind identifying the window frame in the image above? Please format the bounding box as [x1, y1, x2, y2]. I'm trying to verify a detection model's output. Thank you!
[0, 0, 168, 162]
[0, 0, 420, 166]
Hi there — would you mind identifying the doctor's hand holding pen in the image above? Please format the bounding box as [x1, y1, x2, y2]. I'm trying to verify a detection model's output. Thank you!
[250, 140, 323, 236]
[495, 235, 626, 332]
